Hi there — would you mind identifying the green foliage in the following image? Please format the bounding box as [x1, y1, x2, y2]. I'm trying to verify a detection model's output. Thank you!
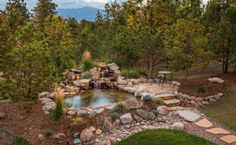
[21, 100, 35, 109]
[15, 135, 30, 145]
[112, 102, 129, 113]
[121, 69, 139, 79]
[141, 95, 153, 103]
[110, 112, 120, 122]
[0, 80, 18, 101]
[81, 71, 92, 79]
[115, 129, 216, 145]
[155, 98, 164, 105]
[198, 85, 206, 94]
[5, 22, 56, 100]
[80, 60, 96, 72]
[42, 129, 53, 137]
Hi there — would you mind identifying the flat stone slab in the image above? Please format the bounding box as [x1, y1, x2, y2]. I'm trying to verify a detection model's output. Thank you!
[163, 99, 180, 106]
[177, 110, 201, 122]
[195, 118, 213, 128]
[206, 127, 230, 135]
[153, 93, 175, 100]
[220, 135, 236, 144]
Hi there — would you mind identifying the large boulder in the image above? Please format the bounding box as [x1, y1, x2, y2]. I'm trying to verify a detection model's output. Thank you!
[125, 99, 143, 109]
[38, 92, 49, 98]
[120, 113, 133, 124]
[156, 106, 168, 115]
[136, 109, 155, 120]
[80, 128, 95, 143]
[208, 77, 224, 84]
[108, 63, 119, 71]
[117, 79, 128, 85]
[90, 67, 100, 80]
[124, 87, 137, 93]
[79, 79, 90, 90]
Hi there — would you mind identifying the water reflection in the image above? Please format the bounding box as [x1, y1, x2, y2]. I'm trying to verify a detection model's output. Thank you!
[64, 89, 134, 108]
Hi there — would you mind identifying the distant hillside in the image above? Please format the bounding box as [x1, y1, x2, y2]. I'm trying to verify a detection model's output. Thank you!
[58, 7, 105, 21]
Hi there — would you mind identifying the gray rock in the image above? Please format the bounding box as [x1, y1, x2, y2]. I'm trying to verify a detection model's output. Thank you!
[38, 92, 49, 98]
[156, 106, 168, 115]
[120, 113, 133, 124]
[136, 109, 155, 120]
[177, 110, 201, 122]
[37, 134, 45, 141]
[125, 99, 143, 109]
[53, 133, 66, 139]
[170, 122, 184, 130]
[80, 128, 95, 143]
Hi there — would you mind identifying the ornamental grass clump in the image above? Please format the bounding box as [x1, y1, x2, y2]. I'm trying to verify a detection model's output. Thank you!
[112, 102, 129, 113]
[53, 86, 65, 120]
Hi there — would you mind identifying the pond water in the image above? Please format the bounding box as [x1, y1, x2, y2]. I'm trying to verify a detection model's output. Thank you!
[64, 89, 135, 108]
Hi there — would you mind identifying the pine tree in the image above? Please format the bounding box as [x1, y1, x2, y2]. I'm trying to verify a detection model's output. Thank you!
[34, 0, 57, 28]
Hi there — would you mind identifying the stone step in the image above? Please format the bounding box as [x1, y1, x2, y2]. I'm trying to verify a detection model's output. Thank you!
[153, 93, 176, 100]
[163, 99, 180, 106]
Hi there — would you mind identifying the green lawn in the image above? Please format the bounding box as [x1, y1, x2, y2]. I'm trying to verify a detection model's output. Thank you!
[115, 129, 215, 145]
[201, 87, 236, 130]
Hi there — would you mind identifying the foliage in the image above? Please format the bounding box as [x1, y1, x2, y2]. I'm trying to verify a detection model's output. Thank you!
[110, 112, 120, 122]
[141, 95, 153, 103]
[121, 69, 139, 79]
[52, 86, 65, 120]
[5, 22, 55, 100]
[155, 98, 164, 105]
[15, 135, 30, 145]
[42, 129, 53, 137]
[81, 71, 92, 79]
[0, 80, 18, 101]
[112, 102, 129, 113]
[80, 60, 96, 72]
[198, 85, 206, 94]
[71, 117, 86, 127]
[115, 129, 216, 145]
[21, 100, 35, 109]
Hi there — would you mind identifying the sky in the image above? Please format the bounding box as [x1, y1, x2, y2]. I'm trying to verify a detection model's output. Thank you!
[0, 0, 209, 10]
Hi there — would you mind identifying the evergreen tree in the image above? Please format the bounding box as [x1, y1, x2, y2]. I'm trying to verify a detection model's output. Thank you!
[34, 0, 57, 28]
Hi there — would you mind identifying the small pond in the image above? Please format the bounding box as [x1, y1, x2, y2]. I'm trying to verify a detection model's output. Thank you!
[64, 89, 135, 108]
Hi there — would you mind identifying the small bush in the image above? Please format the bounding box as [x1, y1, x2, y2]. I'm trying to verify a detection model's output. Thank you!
[21, 100, 35, 109]
[142, 95, 153, 103]
[110, 112, 120, 122]
[80, 60, 96, 72]
[198, 85, 206, 94]
[155, 98, 164, 105]
[81, 71, 92, 79]
[71, 117, 86, 127]
[112, 102, 129, 113]
[42, 129, 53, 137]
[52, 86, 65, 120]
[121, 69, 139, 78]
[15, 136, 30, 145]
[0, 80, 19, 101]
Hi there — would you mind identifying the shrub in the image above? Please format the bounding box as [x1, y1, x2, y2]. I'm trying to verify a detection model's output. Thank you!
[52, 86, 65, 120]
[21, 100, 35, 109]
[110, 112, 120, 122]
[112, 102, 129, 113]
[42, 129, 53, 137]
[80, 60, 96, 72]
[0, 80, 19, 101]
[71, 117, 86, 127]
[81, 71, 92, 79]
[15, 136, 30, 145]
[141, 95, 153, 103]
[155, 98, 164, 105]
[121, 69, 139, 78]
[198, 85, 206, 94]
